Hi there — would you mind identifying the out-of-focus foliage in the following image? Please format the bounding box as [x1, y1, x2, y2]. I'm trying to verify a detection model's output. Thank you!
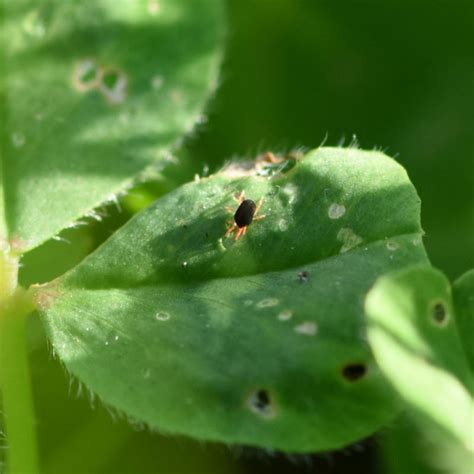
[0, 0, 224, 252]
[453, 270, 474, 372]
[367, 266, 474, 474]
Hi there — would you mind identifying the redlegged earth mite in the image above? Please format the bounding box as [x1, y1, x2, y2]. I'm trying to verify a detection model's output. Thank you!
[225, 191, 265, 240]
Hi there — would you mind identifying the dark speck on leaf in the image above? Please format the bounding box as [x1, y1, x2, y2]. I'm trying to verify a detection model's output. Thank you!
[342, 363, 367, 381]
[298, 271, 310, 283]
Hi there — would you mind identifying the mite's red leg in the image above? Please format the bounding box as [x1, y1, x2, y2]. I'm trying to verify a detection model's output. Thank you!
[235, 227, 245, 240]
[225, 223, 237, 237]
[234, 190, 245, 204]
[263, 152, 282, 163]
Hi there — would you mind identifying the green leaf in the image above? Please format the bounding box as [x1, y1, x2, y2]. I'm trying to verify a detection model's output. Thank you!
[0, 0, 224, 253]
[39, 147, 428, 452]
[382, 415, 473, 474]
[453, 270, 474, 373]
[366, 266, 474, 456]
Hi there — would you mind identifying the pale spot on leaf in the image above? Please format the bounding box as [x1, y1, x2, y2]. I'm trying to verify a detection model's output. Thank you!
[294, 321, 318, 336]
[155, 311, 170, 321]
[386, 240, 399, 251]
[11, 132, 26, 148]
[151, 75, 164, 90]
[328, 203, 346, 219]
[256, 298, 279, 309]
[278, 310, 293, 321]
[337, 228, 363, 253]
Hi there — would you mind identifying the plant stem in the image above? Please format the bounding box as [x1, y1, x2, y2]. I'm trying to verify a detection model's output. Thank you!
[0, 252, 39, 474]
[0, 249, 18, 302]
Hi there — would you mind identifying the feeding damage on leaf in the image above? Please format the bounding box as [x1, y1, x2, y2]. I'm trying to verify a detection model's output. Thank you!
[246, 388, 277, 419]
[431, 300, 449, 326]
[73, 59, 128, 105]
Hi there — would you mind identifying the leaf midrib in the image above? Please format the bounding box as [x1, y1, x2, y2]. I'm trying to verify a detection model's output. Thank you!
[53, 231, 426, 293]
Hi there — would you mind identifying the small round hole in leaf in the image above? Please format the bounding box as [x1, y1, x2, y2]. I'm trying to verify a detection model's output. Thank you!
[246, 389, 276, 419]
[431, 301, 449, 326]
[341, 363, 367, 382]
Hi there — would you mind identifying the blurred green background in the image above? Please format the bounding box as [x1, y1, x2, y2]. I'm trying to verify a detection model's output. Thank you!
[13, 1, 474, 473]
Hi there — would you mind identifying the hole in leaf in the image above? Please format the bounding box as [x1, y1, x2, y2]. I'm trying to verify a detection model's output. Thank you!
[341, 363, 367, 382]
[432, 301, 448, 326]
[247, 389, 276, 419]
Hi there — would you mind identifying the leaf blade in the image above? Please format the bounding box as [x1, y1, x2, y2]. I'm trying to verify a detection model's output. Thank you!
[40, 147, 429, 451]
[0, 0, 224, 253]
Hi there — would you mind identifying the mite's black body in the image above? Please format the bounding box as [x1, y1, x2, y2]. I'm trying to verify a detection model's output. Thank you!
[225, 192, 265, 240]
[234, 199, 257, 228]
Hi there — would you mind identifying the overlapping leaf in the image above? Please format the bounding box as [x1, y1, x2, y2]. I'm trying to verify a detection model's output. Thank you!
[453, 270, 474, 373]
[0, 0, 224, 253]
[366, 266, 474, 472]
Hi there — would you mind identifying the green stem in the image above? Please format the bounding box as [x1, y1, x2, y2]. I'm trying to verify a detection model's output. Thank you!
[0, 252, 39, 474]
